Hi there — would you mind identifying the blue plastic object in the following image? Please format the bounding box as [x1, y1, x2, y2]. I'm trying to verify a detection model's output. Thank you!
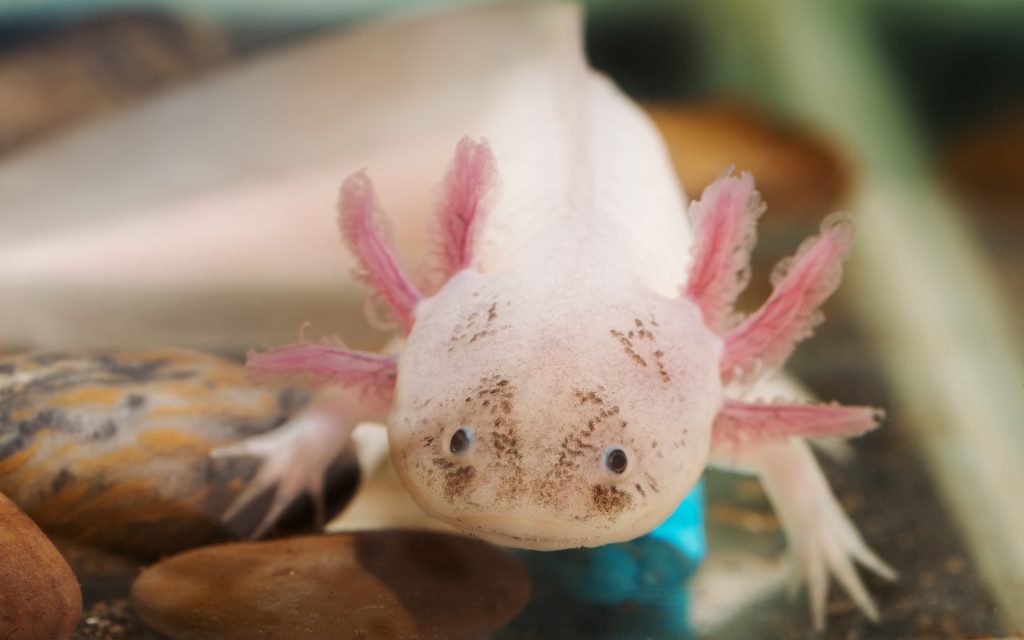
[503, 479, 706, 639]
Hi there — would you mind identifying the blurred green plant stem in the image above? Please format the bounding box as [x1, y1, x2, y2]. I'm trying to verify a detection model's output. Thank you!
[692, 0, 1024, 630]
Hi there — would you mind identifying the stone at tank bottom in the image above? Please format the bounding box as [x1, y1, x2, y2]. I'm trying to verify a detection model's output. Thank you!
[130, 530, 530, 640]
[0, 491, 81, 640]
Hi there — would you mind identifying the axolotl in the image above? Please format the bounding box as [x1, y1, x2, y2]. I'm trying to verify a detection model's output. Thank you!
[216, 36, 895, 630]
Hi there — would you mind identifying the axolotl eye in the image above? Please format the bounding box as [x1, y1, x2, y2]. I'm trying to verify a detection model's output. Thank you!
[605, 448, 628, 474]
[449, 427, 473, 454]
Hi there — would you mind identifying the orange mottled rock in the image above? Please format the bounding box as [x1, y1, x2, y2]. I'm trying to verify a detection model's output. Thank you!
[131, 531, 530, 640]
[0, 348, 359, 557]
[0, 491, 82, 640]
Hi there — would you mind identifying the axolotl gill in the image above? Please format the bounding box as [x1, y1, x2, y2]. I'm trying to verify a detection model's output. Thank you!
[217, 29, 896, 630]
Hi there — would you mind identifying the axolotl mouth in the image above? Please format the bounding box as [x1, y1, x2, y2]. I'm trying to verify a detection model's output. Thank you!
[445, 512, 648, 551]
[452, 514, 618, 548]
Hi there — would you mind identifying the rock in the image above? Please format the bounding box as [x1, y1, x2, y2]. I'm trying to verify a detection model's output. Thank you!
[0, 490, 82, 640]
[0, 348, 360, 558]
[943, 104, 1024, 220]
[0, 13, 229, 158]
[70, 599, 143, 640]
[644, 101, 849, 217]
[131, 530, 530, 640]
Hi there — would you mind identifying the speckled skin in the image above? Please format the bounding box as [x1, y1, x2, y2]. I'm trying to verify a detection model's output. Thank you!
[0, 348, 358, 556]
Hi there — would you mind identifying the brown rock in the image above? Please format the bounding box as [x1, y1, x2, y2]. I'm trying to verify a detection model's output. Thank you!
[943, 104, 1024, 221]
[644, 101, 849, 216]
[0, 491, 82, 640]
[131, 531, 530, 640]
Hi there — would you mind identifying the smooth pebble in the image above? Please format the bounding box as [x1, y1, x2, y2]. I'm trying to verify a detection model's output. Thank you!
[0, 491, 82, 640]
[131, 530, 530, 640]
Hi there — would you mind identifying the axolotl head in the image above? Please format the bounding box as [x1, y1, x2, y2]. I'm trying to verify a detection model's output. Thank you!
[389, 267, 723, 550]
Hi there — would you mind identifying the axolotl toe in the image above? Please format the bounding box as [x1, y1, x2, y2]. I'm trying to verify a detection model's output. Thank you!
[222, 24, 895, 631]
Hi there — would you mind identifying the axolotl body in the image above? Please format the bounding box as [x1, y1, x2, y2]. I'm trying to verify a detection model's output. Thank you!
[217, 33, 895, 629]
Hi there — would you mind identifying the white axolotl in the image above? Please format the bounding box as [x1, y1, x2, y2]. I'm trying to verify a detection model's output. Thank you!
[215, 30, 895, 630]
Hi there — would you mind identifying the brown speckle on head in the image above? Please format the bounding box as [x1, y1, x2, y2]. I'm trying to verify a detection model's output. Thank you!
[452, 376, 523, 504]
[573, 389, 604, 405]
[443, 464, 476, 502]
[591, 484, 633, 516]
[468, 330, 495, 343]
[450, 299, 505, 349]
[609, 330, 648, 368]
[489, 416, 523, 502]
[610, 323, 673, 384]
[533, 391, 635, 512]
[428, 455, 476, 502]
[653, 350, 671, 383]
[634, 318, 655, 341]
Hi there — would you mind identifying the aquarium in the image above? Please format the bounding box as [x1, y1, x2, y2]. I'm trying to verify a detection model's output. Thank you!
[0, 1, 1021, 638]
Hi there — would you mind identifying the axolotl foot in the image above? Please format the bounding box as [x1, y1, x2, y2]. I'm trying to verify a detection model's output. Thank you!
[212, 398, 348, 537]
[213, 337, 398, 537]
[212, 377, 392, 538]
[790, 490, 897, 631]
[742, 439, 896, 631]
